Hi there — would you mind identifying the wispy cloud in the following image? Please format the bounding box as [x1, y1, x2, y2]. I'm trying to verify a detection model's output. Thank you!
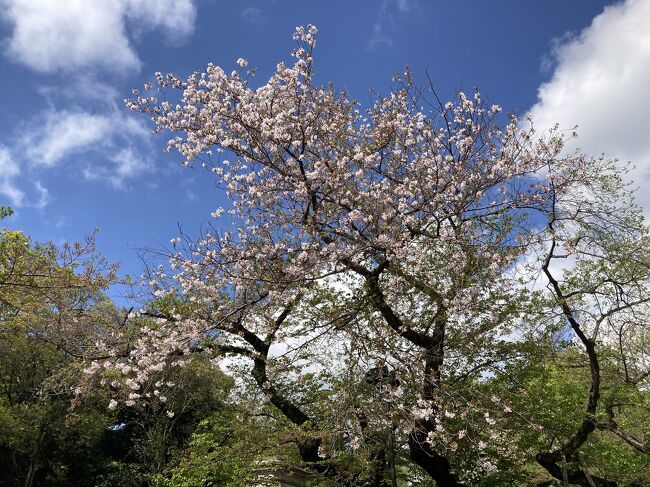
[368, 0, 414, 51]
[37, 76, 121, 104]
[369, 19, 393, 51]
[83, 147, 153, 189]
[23, 111, 114, 167]
[3, 107, 155, 200]
[53, 214, 68, 230]
[0, 146, 24, 207]
[0, 0, 197, 73]
[0, 0, 198, 209]
[33, 181, 49, 209]
[241, 6, 261, 24]
[527, 0, 650, 213]
[0, 146, 50, 208]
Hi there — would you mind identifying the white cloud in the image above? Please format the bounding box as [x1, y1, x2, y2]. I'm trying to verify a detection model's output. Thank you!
[0, 146, 50, 208]
[113, 147, 145, 179]
[0, 146, 24, 207]
[25, 111, 113, 167]
[528, 0, 650, 212]
[125, 0, 196, 44]
[0, 146, 19, 179]
[22, 109, 149, 164]
[33, 181, 49, 209]
[17, 108, 153, 189]
[1, 0, 196, 73]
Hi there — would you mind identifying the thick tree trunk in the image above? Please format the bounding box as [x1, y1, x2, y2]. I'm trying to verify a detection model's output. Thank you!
[366, 272, 464, 486]
[408, 429, 464, 487]
[536, 452, 616, 487]
[406, 321, 464, 486]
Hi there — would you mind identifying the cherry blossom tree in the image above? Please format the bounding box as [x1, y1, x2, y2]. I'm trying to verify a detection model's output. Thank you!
[103, 25, 650, 485]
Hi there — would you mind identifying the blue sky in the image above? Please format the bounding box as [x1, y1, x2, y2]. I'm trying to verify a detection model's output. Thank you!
[1, 0, 648, 290]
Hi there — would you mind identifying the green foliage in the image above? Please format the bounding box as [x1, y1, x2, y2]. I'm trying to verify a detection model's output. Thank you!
[2, 175, 649, 485]
[475, 346, 650, 486]
[155, 410, 263, 486]
[0, 230, 236, 486]
[0, 206, 13, 221]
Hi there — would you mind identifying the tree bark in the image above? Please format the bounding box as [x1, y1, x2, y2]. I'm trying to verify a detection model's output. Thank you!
[366, 272, 464, 486]
[537, 232, 616, 487]
[536, 452, 616, 487]
[408, 428, 464, 487]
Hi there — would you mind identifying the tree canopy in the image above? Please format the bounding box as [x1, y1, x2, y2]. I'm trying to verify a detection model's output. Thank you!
[109, 25, 650, 486]
[2, 25, 649, 487]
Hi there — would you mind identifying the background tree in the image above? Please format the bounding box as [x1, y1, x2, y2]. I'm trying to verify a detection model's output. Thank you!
[0, 213, 236, 486]
[0, 219, 117, 486]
